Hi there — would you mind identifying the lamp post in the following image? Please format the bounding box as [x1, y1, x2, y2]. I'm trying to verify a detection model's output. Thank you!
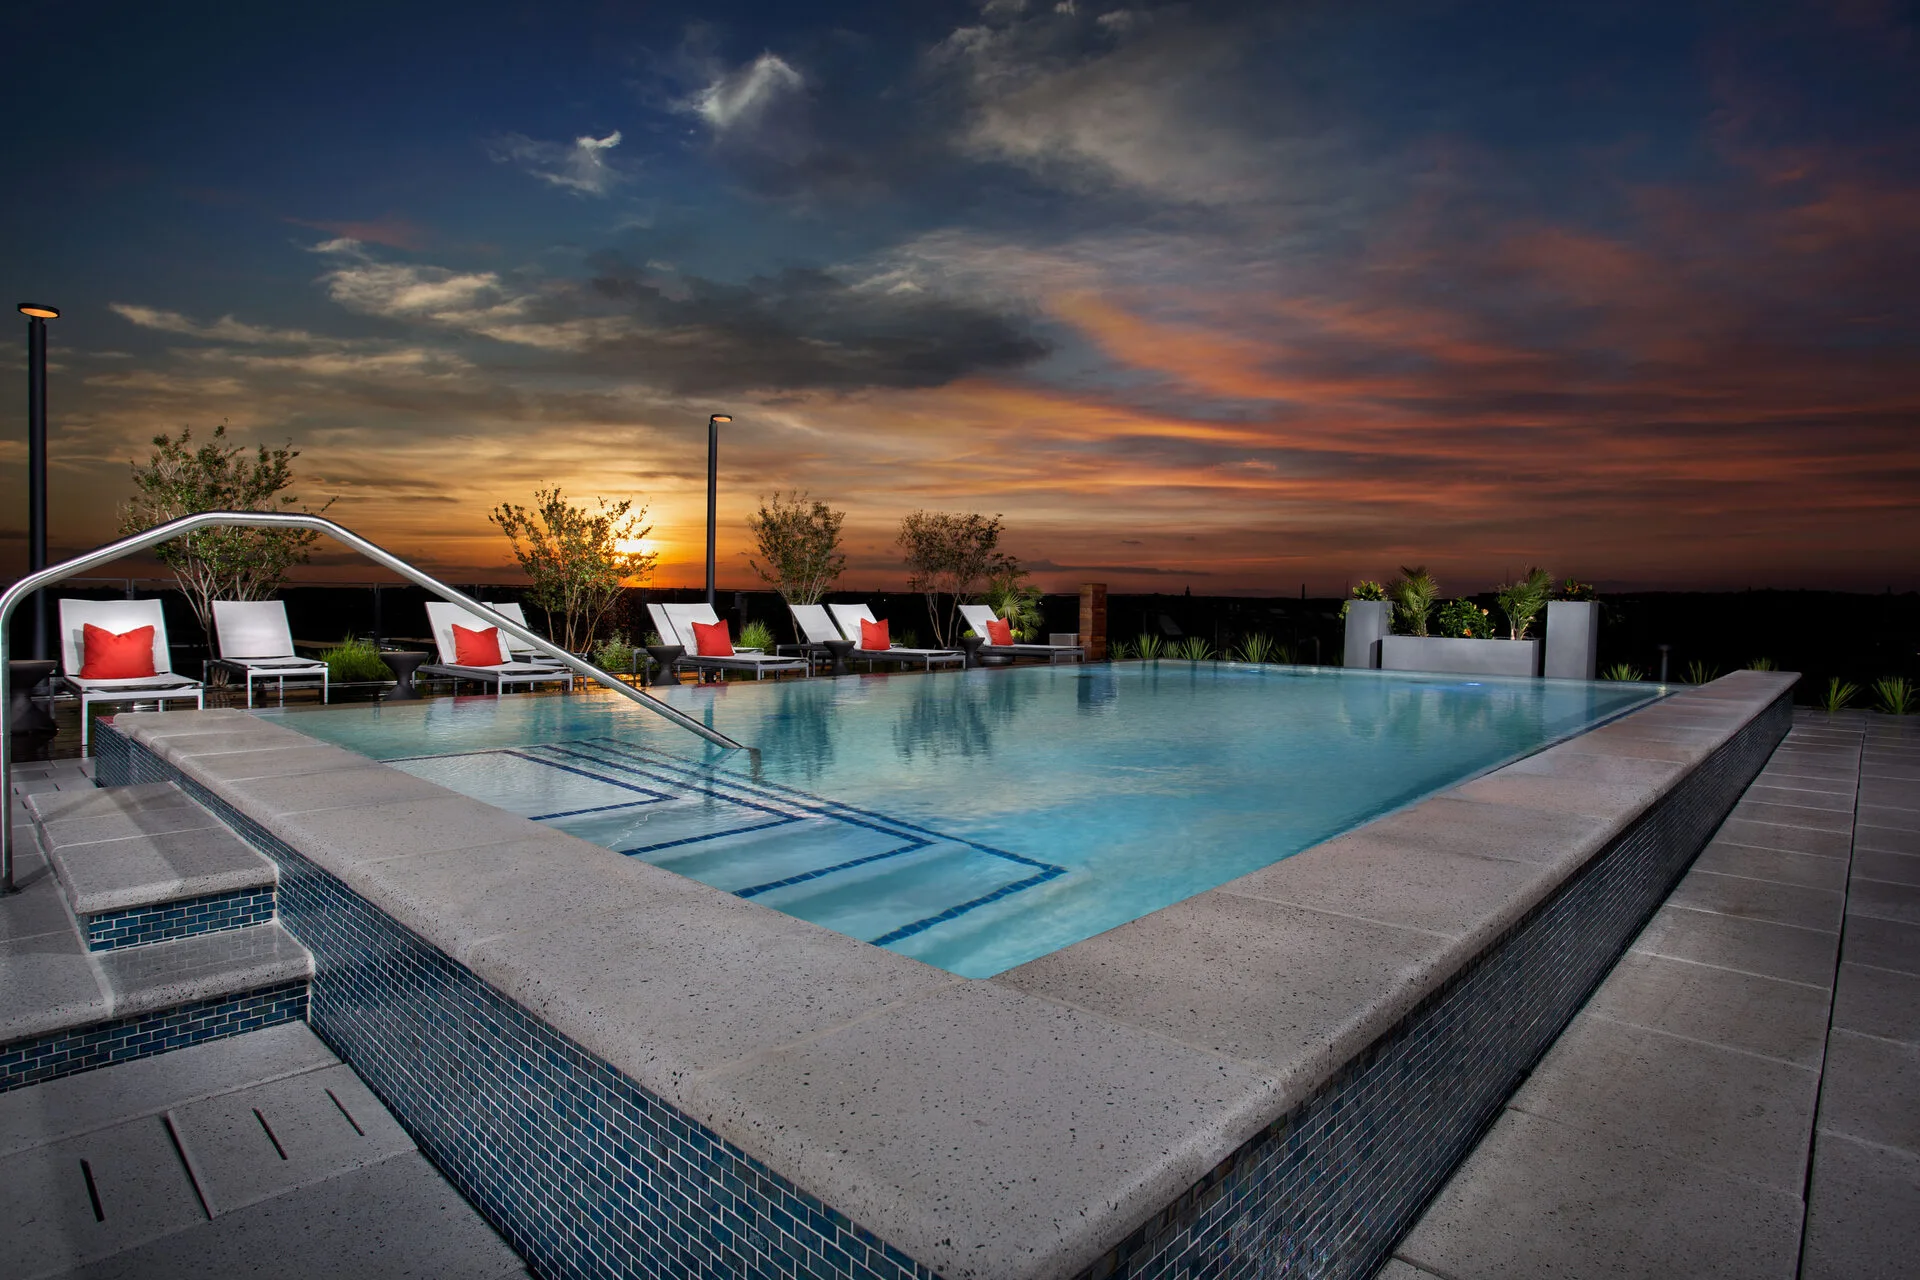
[705, 413, 731, 606]
[18, 304, 58, 660]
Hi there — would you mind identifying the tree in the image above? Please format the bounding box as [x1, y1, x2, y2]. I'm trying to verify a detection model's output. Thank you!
[897, 510, 1004, 646]
[1495, 567, 1554, 640]
[489, 488, 654, 653]
[1387, 565, 1439, 637]
[119, 423, 332, 642]
[746, 491, 846, 605]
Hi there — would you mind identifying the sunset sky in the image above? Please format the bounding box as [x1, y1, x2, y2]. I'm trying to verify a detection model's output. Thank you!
[3, 0, 1916, 595]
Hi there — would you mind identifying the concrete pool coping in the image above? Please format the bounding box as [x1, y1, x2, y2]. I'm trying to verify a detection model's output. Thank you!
[107, 669, 1795, 1280]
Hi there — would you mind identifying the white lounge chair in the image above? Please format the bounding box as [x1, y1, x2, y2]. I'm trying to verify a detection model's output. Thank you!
[958, 604, 1084, 665]
[649, 604, 809, 681]
[826, 603, 964, 672]
[210, 600, 329, 707]
[420, 601, 574, 696]
[57, 598, 205, 748]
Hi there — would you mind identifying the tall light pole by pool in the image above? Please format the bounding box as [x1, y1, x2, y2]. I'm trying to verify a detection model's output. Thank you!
[18, 304, 58, 660]
[705, 413, 731, 606]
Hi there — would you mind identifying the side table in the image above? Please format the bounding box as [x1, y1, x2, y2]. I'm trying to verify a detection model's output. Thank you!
[820, 638, 856, 677]
[957, 635, 986, 670]
[8, 659, 59, 737]
[644, 644, 685, 688]
[379, 650, 429, 701]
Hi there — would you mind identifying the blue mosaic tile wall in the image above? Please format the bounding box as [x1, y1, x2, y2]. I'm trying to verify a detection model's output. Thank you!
[102, 724, 942, 1280]
[1083, 693, 1794, 1280]
[85, 887, 277, 951]
[0, 981, 309, 1093]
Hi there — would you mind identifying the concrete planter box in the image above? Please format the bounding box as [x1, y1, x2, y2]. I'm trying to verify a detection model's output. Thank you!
[1543, 600, 1600, 680]
[1381, 635, 1542, 677]
[1342, 601, 1394, 669]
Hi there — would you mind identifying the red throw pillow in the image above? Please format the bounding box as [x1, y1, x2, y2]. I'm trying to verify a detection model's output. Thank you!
[859, 618, 890, 651]
[691, 619, 734, 657]
[985, 618, 1013, 646]
[80, 623, 158, 679]
[452, 624, 504, 666]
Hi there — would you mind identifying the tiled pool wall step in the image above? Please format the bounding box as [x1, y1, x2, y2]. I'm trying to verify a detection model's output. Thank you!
[1075, 690, 1794, 1280]
[98, 723, 947, 1280]
[82, 887, 279, 951]
[391, 737, 1068, 953]
[94, 678, 1796, 1280]
[2, 760, 313, 1093]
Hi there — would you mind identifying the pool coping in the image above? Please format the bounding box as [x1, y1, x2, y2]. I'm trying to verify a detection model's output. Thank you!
[105, 669, 1796, 1280]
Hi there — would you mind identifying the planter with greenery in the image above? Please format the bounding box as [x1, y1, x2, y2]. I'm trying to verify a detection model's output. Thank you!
[1341, 581, 1393, 669]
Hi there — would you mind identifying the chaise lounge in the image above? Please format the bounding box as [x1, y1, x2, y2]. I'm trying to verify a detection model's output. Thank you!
[826, 603, 965, 672]
[650, 603, 810, 681]
[420, 601, 574, 696]
[959, 604, 1085, 665]
[209, 600, 330, 707]
[57, 597, 205, 748]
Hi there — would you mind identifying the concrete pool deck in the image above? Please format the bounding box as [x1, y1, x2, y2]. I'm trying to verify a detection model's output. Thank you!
[66, 669, 1797, 1278]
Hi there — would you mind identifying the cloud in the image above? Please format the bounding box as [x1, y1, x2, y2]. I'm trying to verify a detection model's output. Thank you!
[285, 214, 431, 250]
[487, 130, 628, 196]
[690, 53, 804, 134]
[110, 304, 340, 348]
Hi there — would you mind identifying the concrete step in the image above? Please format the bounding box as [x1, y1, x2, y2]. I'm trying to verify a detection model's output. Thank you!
[0, 1022, 528, 1279]
[26, 784, 277, 951]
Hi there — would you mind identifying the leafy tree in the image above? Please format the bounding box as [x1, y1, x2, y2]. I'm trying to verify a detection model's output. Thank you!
[1387, 566, 1439, 636]
[119, 422, 332, 642]
[897, 510, 1005, 646]
[489, 488, 654, 653]
[745, 491, 846, 605]
[1495, 566, 1554, 639]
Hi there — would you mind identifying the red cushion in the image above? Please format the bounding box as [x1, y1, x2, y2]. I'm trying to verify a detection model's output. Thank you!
[859, 618, 890, 651]
[985, 619, 1013, 646]
[452, 624, 504, 666]
[691, 619, 734, 657]
[80, 624, 158, 679]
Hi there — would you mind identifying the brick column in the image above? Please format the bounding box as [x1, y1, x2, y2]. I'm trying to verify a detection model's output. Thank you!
[1079, 583, 1107, 661]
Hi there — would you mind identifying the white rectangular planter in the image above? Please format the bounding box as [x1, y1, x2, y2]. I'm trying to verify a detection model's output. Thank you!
[1381, 635, 1542, 678]
[1544, 601, 1600, 680]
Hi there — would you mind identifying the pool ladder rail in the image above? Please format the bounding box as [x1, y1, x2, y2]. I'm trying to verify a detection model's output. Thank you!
[0, 511, 753, 894]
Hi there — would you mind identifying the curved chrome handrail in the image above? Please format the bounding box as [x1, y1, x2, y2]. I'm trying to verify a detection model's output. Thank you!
[2, 511, 750, 892]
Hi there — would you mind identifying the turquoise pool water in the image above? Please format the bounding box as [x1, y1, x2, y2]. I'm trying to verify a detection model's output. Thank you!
[268, 664, 1660, 977]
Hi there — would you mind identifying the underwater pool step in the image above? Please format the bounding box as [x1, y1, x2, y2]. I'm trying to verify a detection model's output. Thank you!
[25, 784, 279, 952]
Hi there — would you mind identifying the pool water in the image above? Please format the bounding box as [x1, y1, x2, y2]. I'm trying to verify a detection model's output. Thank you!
[268, 664, 1661, 977]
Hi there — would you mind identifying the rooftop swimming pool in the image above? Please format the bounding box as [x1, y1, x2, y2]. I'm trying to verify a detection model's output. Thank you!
[267, 664, 1661, 977]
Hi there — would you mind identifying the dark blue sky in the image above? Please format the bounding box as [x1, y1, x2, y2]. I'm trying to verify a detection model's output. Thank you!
[4, 1, 1916, 589]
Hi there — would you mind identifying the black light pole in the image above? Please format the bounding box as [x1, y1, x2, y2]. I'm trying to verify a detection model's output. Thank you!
[704, 413, 731, 606]
[18, 304, 58, 660]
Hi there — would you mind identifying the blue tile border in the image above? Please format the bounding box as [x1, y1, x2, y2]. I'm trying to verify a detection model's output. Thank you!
[94, 694, 1789, 1280]
[85, 887, 277, 951]
[0, 981, 309, 1093]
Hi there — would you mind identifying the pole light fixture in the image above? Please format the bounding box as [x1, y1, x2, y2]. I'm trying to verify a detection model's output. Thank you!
[18, 304, 59, 660]
[705, 413, 732, 606]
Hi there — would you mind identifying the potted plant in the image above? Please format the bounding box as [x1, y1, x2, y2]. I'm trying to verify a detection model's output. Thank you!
[1378, 568, 1545, 677]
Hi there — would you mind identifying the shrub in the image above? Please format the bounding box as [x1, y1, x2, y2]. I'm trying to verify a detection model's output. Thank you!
[1820, 678, 1859, 713]
[593, 631, 637, 673]
[739, 620, 776, 652]
[1350, 580, 1387, 601]
[1387, 566, 1439, 636]
[1172, 636, 1214, 661]
[321, 636, 393, 683]
[1682, 659, 1721, 685]
[1555, 577, 1596, 601]
[1435, 599, 1495, 639]
[1747, 657, 1777, 671]
[1495, 567, 1553, 639]
[1873, 676, 1916, 715]
[983, 559, 1044, 641]
[1108, 638, 1138, 660]
[1601, 663, 1645, 681]
[1136, 633, 1167, 660]
[1234, 633, 1281, 663]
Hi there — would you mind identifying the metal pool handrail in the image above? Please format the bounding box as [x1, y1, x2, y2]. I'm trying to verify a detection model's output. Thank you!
[1, 511, 751, 893]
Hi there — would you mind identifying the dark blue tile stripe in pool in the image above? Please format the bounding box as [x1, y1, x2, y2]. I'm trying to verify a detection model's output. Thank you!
[99, 724, 943, 1280]
[96, 693, 1786, 1280]
[84, 886, 277, 951]
[530, 739, 1069, 943]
